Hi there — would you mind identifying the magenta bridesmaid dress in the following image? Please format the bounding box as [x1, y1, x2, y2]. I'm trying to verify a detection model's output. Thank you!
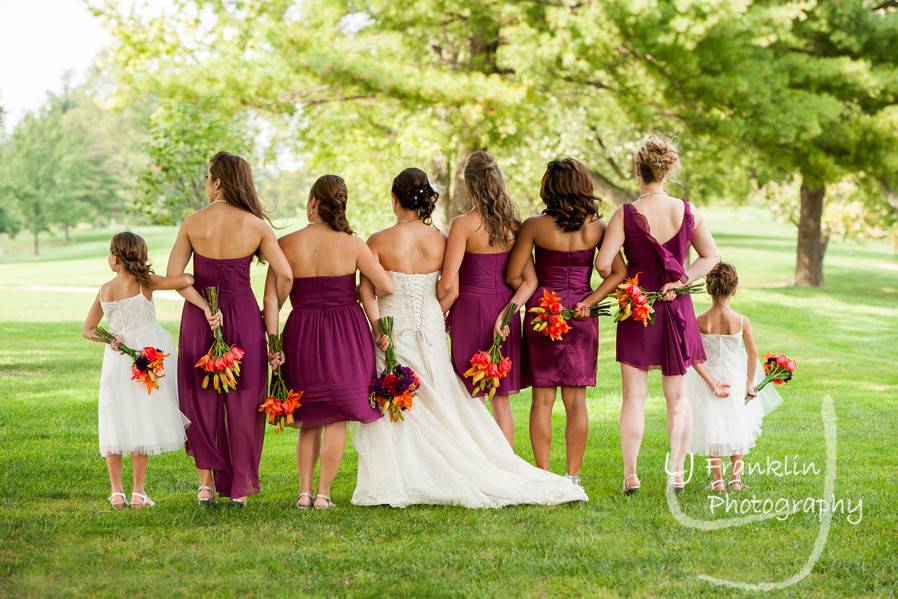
[281, 275, 382, 428]
[616, 199, 705, 375]
[522, 246, 598, 387]
[447, 252, 523, 397]
[178, 252, 267, 498]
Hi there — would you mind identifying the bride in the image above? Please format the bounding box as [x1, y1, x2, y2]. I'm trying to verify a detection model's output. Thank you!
[353, 167, 587, 508]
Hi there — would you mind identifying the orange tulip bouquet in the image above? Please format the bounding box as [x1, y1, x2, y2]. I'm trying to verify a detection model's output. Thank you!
[258, 333, 303, 431]
[611, 274, 704, 327]
[747, 353, 796, 404]
[529, 289, 612, 342]
[194, 286, 244, 395]
[369, 316, 420, 422]
[464, 302, 517, 400]
[95, 325, 168, 394]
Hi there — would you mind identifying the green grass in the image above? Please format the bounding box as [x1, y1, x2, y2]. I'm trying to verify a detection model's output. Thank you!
[1, 207, 897, 597]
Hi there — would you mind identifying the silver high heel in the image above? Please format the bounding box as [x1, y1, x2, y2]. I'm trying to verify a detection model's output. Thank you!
[667, 471, 686, 495]
[621, 474, 640, 495]
[565, 474, 582, 487]
[197, 484, 215, 506]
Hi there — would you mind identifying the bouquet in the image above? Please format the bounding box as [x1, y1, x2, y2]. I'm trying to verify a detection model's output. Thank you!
[611, 274, 704, 327]
[747, 353, 796, 404]
[258, 334, 303, 431]
[529, 289, 612, 341]
[369, 316, 420, 422]
[194, 286, 244, 395]
[463, 303, 518, 400]
[95, 325, 168, 395]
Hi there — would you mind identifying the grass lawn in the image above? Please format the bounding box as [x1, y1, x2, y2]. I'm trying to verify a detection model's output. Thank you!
[1, 207, 897, 597]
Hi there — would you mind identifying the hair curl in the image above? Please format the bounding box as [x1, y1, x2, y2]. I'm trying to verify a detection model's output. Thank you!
[110, 232, 153, 287]
[392, 167, 439, 224]
[634, 135, 680, 183]
[309, 175, 353, 234]
[463, 151, 520, 247]
[706, 261, 739, 298]
[540, 158, 601, 232]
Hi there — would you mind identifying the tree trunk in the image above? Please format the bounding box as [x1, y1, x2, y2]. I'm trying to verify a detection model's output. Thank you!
[63, 223, 71, 243]
[431, 151, 451, 229]
[589, 168, 637, 208]
[444, 141, 476, 221]
[794, 179, 826, 286]
[32, 230, 39, 256]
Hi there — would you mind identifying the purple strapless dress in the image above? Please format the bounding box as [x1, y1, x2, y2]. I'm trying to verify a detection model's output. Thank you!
[616, 200, 705, 376]
[178, 252, 267, 498]
[447, 252, 523, 397]
[281, 275, 382, 429]
[522, 247, 598, 387]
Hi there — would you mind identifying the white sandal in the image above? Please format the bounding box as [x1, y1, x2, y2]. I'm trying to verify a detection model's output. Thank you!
[108, 492, 128, 509]
[296, 492, 314, 510]
[621, 474, 640, 495]
[197, 484, 215, 506]
[704, 479, 726, 493]
[667, 471, 686, 494]
[313, 495, 336, 509]
[728, 479, 747, 491]
[130, 492, 156, 508]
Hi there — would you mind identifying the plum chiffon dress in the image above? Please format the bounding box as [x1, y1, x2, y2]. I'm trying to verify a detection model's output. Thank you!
[281, 275, 382, 428]
[447, 252, 523, 397]
[178, 252, 267, 498]
[522, 246, 598, 388]
[616, 200, 705, 376]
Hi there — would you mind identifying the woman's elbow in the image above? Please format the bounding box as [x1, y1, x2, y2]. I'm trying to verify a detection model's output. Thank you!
[377, 280, 395, 297]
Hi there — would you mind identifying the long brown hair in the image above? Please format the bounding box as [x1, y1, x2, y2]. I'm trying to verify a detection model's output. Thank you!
[540, 158, 601, 232]
[309, 175, 353, 234]
[392, 167, 439, 224]
[208, 151, 269, 261]
[463, 151, 519, 247]
[110, 232, 153, 287]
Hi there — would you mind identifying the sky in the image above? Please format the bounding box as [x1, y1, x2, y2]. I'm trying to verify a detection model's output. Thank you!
[0, 0, 112, 131]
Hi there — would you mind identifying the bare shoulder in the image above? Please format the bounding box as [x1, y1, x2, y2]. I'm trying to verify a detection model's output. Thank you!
[366, 228, 390, 250]
[430, 224, 448, 240]
[450, 210, 477, 230]
[521, 214, 548, 232]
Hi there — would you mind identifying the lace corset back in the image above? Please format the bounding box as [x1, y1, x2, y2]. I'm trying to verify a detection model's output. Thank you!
[700, 332, 745, 363]
[100, 293, 158, 334]
[378, 271, 444, 337]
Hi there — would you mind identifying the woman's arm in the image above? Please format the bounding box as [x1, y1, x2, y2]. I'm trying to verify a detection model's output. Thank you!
[82, 293, 106, 343]
[693, 362, 730, 398]
[742, 316, 759, 397]
[262, 266, 283, 337]
[148, 273, 194, 291]
[505, 220, 535, 289]
[660, 209, 719, 299]
[356, 237, 394, 298]
[595, 208, 624, 278]
[574, 251, 627, 317]
[259, 224, 294, 305]
[493, 259, 538, 338]
[359, 273, 388, 352]
[437, 215, 467, 312]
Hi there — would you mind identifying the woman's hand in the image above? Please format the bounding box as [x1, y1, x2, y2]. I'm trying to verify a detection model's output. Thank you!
[110, 336, 124, 354]
[205, 309, 223, 331]
[493, 313, 510, 340]
[712, 380, 731, 398]
[659, 281, 679, 302]
[573, 302, 592, 320]
[375, 333, 390, 352]
[268, 350, 285, 369]
[746, 384, 758, 400]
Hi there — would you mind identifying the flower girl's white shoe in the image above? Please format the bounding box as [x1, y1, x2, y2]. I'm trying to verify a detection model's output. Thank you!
[108, 492, 128, 509]
[130, 492, 155, 509]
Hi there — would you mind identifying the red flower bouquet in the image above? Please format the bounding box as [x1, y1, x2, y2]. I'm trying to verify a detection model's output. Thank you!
[748, 353, 796, 404]
[95, 325, 168, 395]
[529, 289, 611, 341]
[369, 316, 420, 422]
[464, 303, 517, 400]
[611, 274, 704, 327]
[194, 286, 244, 395]
[258, 333, 303, 431]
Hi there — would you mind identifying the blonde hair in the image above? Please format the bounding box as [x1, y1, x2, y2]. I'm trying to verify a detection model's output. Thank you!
[634, 135, 680, 183]
[110, 232, 153, 286]
[463, 151, 519, 247]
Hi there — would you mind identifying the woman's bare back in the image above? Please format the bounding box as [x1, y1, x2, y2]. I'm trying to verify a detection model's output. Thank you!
[527, 214, 604, 251]
[369, 223, 446, 274]
[184, 203, 266, 259]
[279, 225, 363, 278]
[630, 195, 687, 245]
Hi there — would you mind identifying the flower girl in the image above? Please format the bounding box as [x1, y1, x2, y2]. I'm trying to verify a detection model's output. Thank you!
[687, 262, 782, 492]
[82, 232, 215, 508]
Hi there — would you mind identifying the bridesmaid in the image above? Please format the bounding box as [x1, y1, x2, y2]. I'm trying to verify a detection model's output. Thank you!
[167, 151, 293, 506]
[264, 175, 393, 509]
[438, 151, 536, 446]
[596, 135, 719, 495]
[507, 158, 626, 485]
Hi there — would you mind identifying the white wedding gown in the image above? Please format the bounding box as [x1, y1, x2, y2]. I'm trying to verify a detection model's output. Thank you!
[352, 271, 588, 508]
